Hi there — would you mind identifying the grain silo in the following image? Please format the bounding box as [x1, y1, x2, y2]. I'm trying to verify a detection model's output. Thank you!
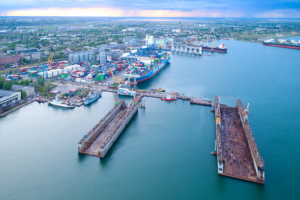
[88, 51, 94, 62]
[68, 54, 73, 63]
[84, 52, 89, 61]
[79, 52, 85, 62]
[99, 48, 106, 64]
[73, 54, 79, 64]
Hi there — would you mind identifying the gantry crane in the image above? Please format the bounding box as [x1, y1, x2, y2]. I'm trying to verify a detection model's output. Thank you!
[48, 52, 54, 63]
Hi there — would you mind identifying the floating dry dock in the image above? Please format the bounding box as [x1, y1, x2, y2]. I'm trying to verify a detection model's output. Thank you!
[214, 97, 265, 184]
[78, 96, 142, 158]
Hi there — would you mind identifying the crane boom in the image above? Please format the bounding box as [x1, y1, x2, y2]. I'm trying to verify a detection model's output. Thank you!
[48, 52, 54, 63]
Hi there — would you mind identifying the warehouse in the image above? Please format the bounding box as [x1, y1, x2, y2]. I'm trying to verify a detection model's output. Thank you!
[11, 85, 35, 97]
[0, 89, 21, 108]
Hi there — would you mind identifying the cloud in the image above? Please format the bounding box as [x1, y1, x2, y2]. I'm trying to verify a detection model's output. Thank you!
[5, 7, 243, 17]
[1, 0, 300, 17]
[255, 9, 300, 18]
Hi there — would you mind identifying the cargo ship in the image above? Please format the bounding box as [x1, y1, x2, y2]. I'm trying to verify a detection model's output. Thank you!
[202, 44, 227, 53]
[84, 91, 102, 105]
[124, 53, 170, 83]
[263, 39, 300, 50]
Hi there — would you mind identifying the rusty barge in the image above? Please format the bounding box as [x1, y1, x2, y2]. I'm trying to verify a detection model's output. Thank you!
[214, 96, 265, 184]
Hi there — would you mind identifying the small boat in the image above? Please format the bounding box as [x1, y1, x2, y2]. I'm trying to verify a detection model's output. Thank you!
[36, 97, 47, 103]
[84, 91, 102, 105]
[48, 96, 75, 108]
[211, 151, 217, 155]
[161, 95, 174, 101]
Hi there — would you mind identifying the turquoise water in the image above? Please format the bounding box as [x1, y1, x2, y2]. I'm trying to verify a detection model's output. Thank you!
[1, 39, 300, 200]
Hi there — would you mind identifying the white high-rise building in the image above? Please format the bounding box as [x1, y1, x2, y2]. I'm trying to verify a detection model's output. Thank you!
[145, 35, 154, 45]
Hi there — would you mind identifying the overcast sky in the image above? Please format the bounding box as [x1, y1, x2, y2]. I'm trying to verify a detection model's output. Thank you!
[1, 0, 300, 17]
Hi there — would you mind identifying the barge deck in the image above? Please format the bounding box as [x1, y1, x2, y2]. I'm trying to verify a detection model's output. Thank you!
[214, 96, 265, 184]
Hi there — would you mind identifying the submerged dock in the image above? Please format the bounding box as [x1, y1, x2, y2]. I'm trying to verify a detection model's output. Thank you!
[214, 97, 265, 184]
[78, 95, 142, 158]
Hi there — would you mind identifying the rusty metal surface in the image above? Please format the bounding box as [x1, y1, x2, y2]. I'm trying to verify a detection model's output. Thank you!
[220, 105, 263, 183]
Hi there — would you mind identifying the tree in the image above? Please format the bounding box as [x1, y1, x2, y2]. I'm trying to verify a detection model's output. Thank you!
[9, 70, 12, 74]
[22, 58, 30, 64]
[17, 89, 27, 99]
[2, 48, 7, 53]
[32, 81, 38, 91]
[0, 76, 5, 89]
[38, 76, 44, 86]
[3, 81, 13, 90]
[45, 81, 52, 92]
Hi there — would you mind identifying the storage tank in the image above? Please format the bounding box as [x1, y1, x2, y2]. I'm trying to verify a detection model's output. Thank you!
[88, 51, 94, 62]
[84, 52, 89, 61]
[99, 48, 106, 64]
[80, 53, 85, 62]
[73, 54, 79, 64]
[68, 54, 73, 63]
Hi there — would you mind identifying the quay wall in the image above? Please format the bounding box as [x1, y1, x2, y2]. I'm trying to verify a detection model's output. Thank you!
[214, 96, 224, 174]
[237, 99, 265, 182]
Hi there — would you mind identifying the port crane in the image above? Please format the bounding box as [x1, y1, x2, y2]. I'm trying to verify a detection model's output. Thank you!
[109, 68, 119, 87]
[185, 39, 189, 46]
[48, 52, 54, 63]
[212, 40, 215, 48]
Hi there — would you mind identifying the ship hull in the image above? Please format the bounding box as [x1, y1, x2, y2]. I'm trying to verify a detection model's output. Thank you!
[48, 101, 75, 108]
[129, 57, 170, 83]
[202, 46, 227, 53]
[262, 42, 300, 50]
[84, 94, 101, 105]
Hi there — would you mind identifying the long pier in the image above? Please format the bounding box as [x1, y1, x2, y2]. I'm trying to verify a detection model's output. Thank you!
[214, 97, 265, 184]
[78, 96, 142, 158]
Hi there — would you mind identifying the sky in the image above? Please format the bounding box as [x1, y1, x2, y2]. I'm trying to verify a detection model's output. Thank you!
[0, 0, 300, 18]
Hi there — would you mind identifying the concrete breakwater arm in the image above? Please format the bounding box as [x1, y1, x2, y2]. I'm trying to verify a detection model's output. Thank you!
[237, 99, 265, 182]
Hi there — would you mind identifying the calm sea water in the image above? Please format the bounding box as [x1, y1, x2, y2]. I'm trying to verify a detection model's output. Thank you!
[1, 38, 300, 200]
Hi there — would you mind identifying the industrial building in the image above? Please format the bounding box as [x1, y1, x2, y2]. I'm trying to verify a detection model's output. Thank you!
[68, 51, 94, 64]
[0, 53, 18, 65]
[0, 89, 21, 109]
[123, 37, 139, 44]
[11, 85, 34, 97]
[145, 35, 173, 46]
